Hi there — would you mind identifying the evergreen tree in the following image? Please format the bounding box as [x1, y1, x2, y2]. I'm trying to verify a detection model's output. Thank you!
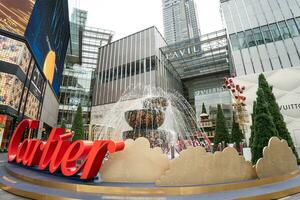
[249, 101, 256, 149]
[251, 88, 278, 164]
[71, 104, 85, 141]
[231, 113, 244, 151]
[258, 74, 299, 160]
[202, 102, 207, 114]
[214, 104, 230, 151]
[61, 120, 66, 129]
[61, 120, 66, 134]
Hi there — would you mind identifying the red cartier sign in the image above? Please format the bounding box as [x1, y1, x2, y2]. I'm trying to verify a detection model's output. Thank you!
[7, 119, 125, 180]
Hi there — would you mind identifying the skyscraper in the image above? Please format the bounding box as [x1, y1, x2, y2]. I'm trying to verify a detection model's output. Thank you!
[162, 0, 201, 44]
[58, 8, 113, 133]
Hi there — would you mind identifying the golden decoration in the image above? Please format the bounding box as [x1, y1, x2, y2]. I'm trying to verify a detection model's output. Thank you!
[256, 137, 298, 179]
[100, 137, 170, 183]
[5, 165, 299, 197]
[156, 146, 257, 186]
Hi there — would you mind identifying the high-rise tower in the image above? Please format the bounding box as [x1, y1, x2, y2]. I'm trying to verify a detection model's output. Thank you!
[162, 0, 201, 44]
[58, 8, 113, 134]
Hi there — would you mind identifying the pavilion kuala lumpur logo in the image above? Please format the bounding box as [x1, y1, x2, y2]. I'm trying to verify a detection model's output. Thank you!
[7, 119, 125, 180]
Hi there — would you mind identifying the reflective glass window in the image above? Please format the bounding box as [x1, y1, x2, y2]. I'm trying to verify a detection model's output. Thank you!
[253, 28, 264, 45]
[286, 19, 299, 37]
[237, 32, 247, 49]
[229, 34, 240, 50]
[269, 23, 282, 41]
[261, 25, 273, 43]
[245, 30, 256, 47]
[295, 17, 300, 32]
[278, 21, 291, 39]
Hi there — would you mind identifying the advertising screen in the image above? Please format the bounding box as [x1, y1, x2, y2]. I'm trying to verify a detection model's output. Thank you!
[0, 0, 36, 36]
[0, 114, 7, 148]
[0, 72, 24, 111]
[25, 0, 70, 95]
[24, 91, 39, 119]
[0, 35, 32, 75]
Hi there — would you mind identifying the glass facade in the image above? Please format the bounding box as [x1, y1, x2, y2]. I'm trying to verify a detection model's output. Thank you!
[221, 0, 300, 76]
[195, 90, 232, 117]
[230, 18, 300, 51]
[161, 29, 231, 106]
[58, 8, 113, 130]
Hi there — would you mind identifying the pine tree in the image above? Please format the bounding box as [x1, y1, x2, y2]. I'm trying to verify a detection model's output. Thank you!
[251, 88, 278, 164]
[71, 104, 85, 141]
[258, 74, 299, 160]
[202, 102, 207, 114]
[61, 120, 66, 134]
[231, 113, 244, 151]
[61, 120, 66, 129]
[214, 104, 230, 151]
[249, 101, 256, 149]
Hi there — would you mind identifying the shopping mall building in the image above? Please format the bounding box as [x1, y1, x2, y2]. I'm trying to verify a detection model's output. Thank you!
[90, 27, 232, 142]
[221, 0, 300, 143]
[91, 0, 300, 145]
[90, 26, 182, 127]
[0, 0, 70, 149]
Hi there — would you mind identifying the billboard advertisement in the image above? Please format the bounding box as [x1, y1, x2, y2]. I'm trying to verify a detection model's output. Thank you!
[0, 0, 36, 36]
[0, 72, 24, 111]
[25, 0, 70, 95]
[0, 35, 32, 75]
[0, 114, 7, 148]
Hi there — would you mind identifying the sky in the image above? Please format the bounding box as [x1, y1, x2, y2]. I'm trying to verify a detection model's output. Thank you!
[69, 0, 224, 41]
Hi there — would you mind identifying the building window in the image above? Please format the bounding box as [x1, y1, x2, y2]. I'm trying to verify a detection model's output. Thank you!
[230, 18, 300, 52]
[295, 17, 300, 32]
[286, 19, 299, 37]
[269, 23, 282, 41]
[261, 25, 273, 43]
[278, 21, 291, 39]
[229, 34, 239, 51]
[245, 30, 256, 47]
[253, 28, 264, 45]
[237, 32, 246, 49]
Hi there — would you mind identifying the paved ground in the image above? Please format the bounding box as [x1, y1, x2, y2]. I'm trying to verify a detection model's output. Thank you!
[280, 193, 300, 199]
[0, 189, 26, 199]
[1, 189, 300, 200]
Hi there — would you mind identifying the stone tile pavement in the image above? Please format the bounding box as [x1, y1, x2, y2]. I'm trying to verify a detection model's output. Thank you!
[0, 189, 26, 199]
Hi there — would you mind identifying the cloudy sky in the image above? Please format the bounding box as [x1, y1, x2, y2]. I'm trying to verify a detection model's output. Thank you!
[69, 0, 224, 40]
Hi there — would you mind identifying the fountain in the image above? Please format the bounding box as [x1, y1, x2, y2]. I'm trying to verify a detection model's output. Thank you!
[94, 85, 209, 155]
[123, 97, 169, 148]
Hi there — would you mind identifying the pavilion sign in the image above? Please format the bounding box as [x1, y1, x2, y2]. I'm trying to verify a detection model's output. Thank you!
[165, 44, 201, 60]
